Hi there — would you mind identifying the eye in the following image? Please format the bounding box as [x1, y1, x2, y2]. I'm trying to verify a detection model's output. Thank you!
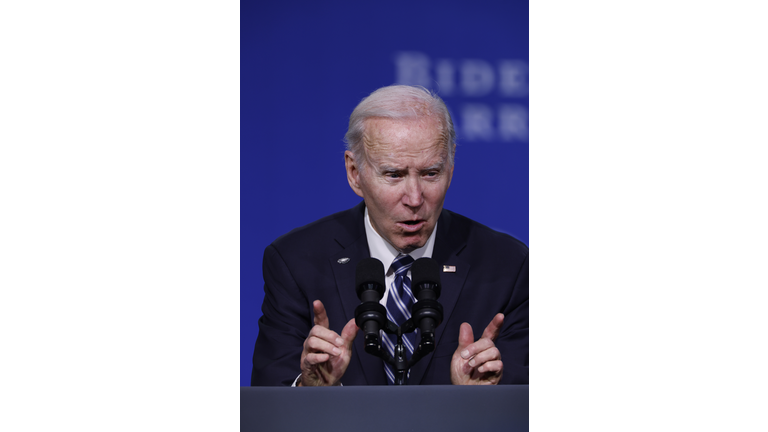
[386, 172, 402, 179]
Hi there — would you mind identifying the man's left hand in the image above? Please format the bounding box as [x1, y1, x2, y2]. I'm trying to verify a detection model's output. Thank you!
[450, 313, 504, 385]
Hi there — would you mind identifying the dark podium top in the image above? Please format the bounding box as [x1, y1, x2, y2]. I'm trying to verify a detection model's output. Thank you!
[241, 385, 528, 431]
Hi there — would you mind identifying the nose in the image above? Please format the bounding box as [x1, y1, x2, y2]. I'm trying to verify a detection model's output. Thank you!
[402, 176, 424, 208]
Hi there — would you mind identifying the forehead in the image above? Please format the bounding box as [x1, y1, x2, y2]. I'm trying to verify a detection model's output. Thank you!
[362, 117, 446, 164]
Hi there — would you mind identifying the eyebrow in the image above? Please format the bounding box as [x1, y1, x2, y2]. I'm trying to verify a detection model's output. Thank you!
[421, 162, 445, 172]
[378, 161, 445, 173]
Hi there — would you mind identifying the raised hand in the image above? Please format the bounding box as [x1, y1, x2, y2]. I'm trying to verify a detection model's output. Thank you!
[299, 300, 358, 386]
[450, 313, 504, 385]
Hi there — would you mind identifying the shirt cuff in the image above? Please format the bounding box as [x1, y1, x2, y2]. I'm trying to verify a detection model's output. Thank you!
[291, 373, 301, 387]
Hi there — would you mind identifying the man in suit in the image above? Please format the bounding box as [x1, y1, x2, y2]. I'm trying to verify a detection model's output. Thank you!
[251, 85, 528, 386]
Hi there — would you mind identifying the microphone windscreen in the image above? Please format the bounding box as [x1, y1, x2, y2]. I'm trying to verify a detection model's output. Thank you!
[411, 258, 441, 290]
[355, 258, 385, 298]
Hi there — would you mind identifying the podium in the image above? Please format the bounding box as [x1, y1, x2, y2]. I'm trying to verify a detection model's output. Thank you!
[241, 385, 528, 431]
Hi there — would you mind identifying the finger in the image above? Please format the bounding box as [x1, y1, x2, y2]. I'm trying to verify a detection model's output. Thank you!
[457, 322, 474, 359]
[467, 346, 500, 368]
[476, 359, 503, 375]
[305, 335, 342, 356]
[340, 318, 359, 347]
[303, 352, 330, 366]
[313, 300, 330, 328]
[308, 325, 346, 349]
[316, 365, 334, 384]
[461, 337, 495, 360]
[481, 313, 504, 341]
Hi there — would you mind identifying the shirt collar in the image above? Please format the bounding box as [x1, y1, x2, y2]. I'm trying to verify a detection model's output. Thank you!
[364, 206, 436, 274]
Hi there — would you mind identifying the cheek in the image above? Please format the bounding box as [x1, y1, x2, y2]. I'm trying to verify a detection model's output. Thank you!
[373, 184, 401, 203]
[367, 187, 400, 212]
[381, 192, 403, 210]
[424, 183, 449, 202]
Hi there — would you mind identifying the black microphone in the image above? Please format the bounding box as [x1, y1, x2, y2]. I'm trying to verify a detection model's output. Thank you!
[410, 258, 444, 349]
[353, 258, 387, 353]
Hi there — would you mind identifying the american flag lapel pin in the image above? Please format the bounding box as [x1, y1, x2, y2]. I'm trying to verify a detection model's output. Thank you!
[443, 265, 456, 273]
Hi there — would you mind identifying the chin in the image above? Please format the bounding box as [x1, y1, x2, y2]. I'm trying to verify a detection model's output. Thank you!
[397, 239, 426, 254]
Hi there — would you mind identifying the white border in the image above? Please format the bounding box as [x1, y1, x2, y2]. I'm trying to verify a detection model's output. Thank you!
[531, 1, 768, 430]
[1, 1, 240, 430]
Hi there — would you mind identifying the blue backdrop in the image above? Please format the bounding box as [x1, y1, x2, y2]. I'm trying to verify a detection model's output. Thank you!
[241, 0, 528, 386]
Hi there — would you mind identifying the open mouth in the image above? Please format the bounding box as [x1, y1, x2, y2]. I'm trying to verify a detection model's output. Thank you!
[398, 220, 425, 232]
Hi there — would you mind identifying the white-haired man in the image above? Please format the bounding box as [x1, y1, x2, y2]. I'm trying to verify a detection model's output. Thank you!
[252, 85, 528, 386]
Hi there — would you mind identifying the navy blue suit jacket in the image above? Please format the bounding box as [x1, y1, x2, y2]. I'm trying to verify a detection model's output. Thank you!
[251, 202, 528, 386]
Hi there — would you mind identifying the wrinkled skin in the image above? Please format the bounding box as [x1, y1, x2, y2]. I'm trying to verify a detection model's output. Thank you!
[450, 313, 505, 385]
[345, 117, 453, 254]
[299, 300, 358, 386]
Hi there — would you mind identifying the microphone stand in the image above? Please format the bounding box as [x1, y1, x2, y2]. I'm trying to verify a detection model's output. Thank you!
[367, 318, 435, 385]
[354, 257, 444, 385]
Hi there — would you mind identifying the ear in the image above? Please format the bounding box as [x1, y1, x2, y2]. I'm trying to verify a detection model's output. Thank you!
[445, 147, 456, 188]
[345, 151, 365, 198]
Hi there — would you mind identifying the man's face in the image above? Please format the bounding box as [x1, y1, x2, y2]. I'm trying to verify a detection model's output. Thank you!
[345, 117, 454, 254]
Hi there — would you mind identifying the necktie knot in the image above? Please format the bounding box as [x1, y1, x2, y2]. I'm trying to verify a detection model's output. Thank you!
[390, 254, 414, 275]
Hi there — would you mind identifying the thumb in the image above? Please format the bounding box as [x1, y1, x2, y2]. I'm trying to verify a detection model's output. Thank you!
[341, 318, 359, 348]
[457, 322, 474, 351]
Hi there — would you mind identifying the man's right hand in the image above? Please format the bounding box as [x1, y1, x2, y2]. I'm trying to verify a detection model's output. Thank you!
[299, 300, 358, 386]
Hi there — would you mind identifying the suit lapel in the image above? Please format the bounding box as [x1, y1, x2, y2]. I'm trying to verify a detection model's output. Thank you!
[409, 210, 470, 385]
[328, 202, 368, 325]
[328, 204, 388, 385]
[330, 241, 368, 338]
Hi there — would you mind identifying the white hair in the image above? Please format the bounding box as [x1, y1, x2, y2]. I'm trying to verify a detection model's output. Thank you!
[344, 85, 456, 169]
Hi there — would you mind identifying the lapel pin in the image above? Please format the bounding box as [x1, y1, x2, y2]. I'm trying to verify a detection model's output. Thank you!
[337, 257, 350, 264]
[443, 265, 456, 273]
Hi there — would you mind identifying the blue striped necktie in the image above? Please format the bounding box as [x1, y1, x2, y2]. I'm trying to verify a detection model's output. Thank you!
[383, 254, 416, 385]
